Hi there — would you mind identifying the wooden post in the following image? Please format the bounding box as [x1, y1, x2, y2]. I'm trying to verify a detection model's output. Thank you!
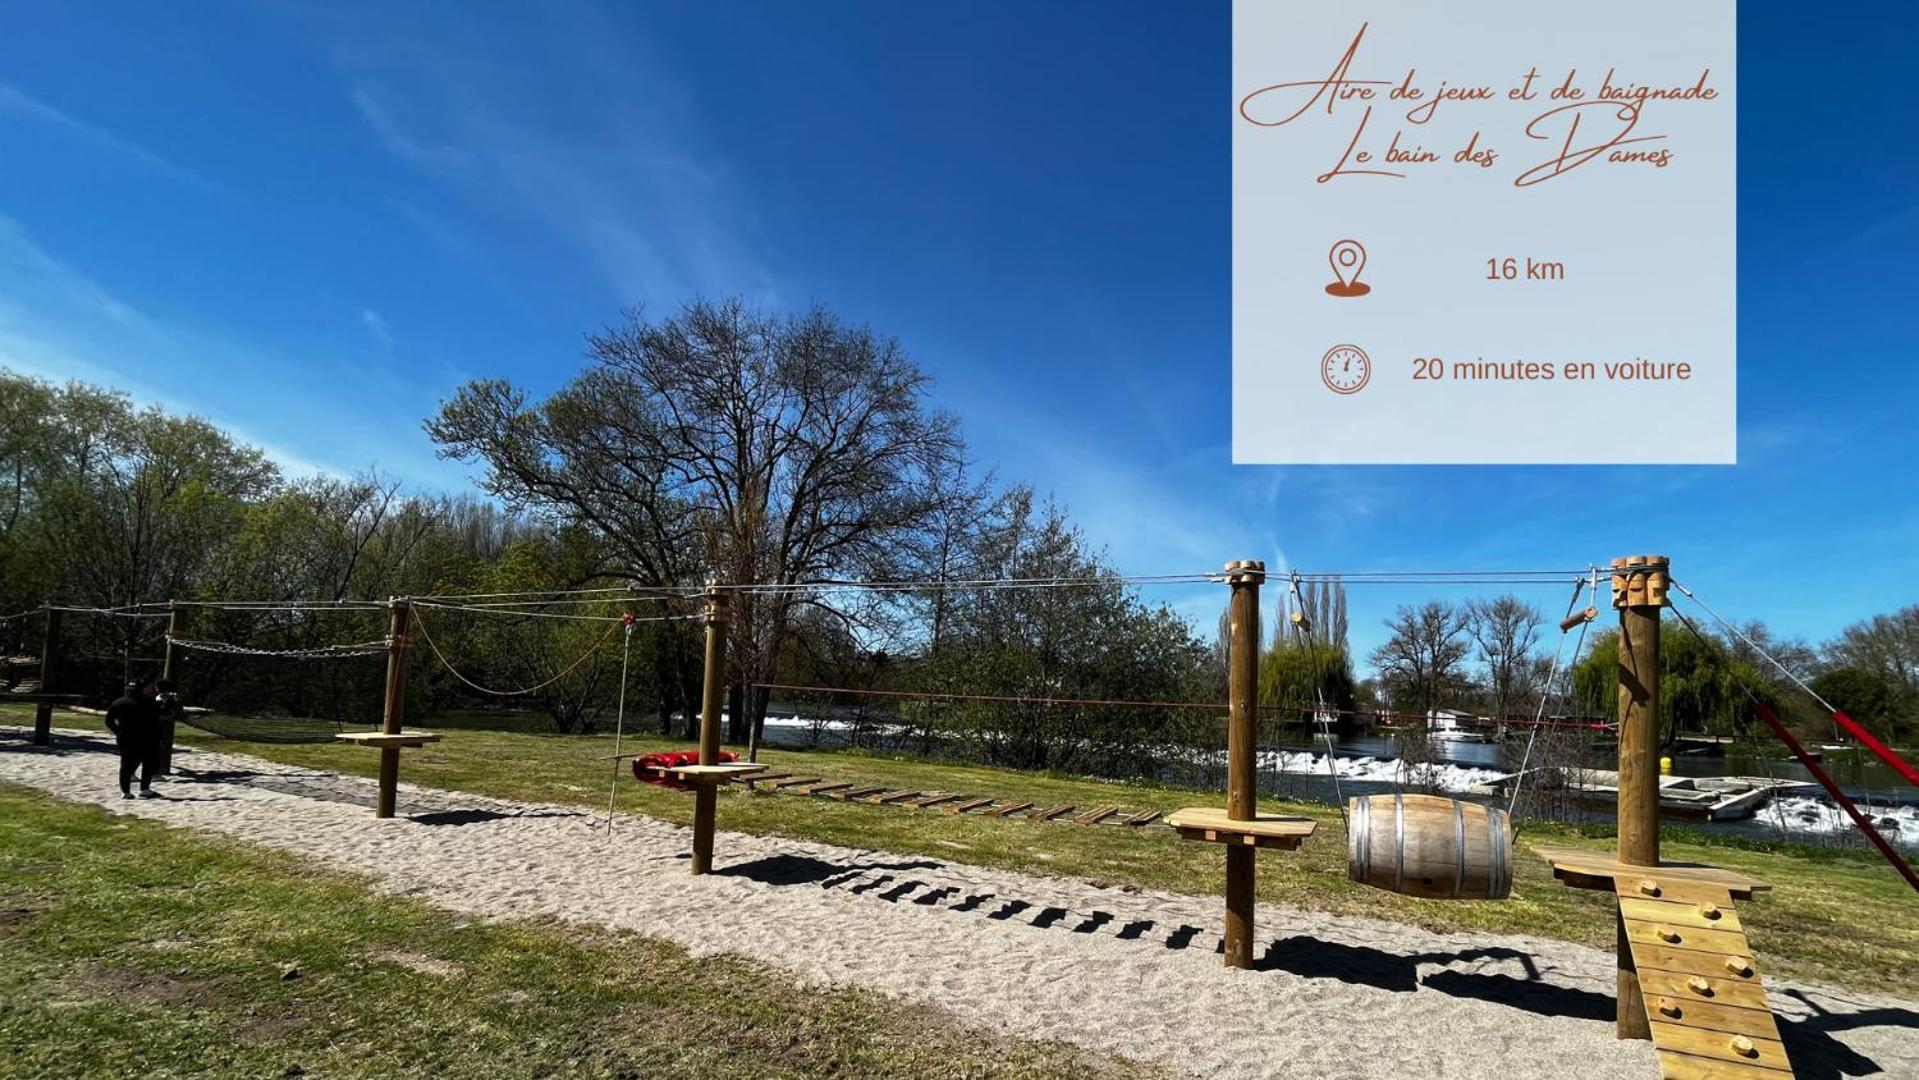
[31, 607, 60, 746]
[375, 599, 411, 819]
[158, 601, 182, 774]
[692, 583, 730, 875]
[1223, 559, 1264, 969]
[1611, 554, 1669, 1039]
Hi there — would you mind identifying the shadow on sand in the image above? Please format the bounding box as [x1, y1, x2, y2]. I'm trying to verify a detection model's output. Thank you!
[717, 851, 1915, 1078]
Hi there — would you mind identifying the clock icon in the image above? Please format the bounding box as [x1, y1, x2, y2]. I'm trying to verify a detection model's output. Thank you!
[1321, 344, 1371, 395]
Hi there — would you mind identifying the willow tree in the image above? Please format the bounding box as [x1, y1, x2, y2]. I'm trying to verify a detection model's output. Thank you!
[427, 298, 971, 746]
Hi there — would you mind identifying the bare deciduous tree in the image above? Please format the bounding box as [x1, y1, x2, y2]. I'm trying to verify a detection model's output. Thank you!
[428, 298, 974, 748]
[1369, 601, 1471, 718]
[1466, 594, 1544, 719]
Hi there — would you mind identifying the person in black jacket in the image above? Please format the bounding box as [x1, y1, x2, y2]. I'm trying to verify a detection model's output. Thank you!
[104, 678, 173, 798]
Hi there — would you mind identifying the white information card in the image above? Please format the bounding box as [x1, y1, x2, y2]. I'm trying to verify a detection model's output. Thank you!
[1232, 2, 1736, 464]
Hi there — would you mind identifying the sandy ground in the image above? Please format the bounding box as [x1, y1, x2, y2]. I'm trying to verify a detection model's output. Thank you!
[3, 730, 1914, 1080]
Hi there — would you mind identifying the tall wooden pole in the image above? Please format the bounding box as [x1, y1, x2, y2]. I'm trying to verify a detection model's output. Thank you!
[31, 607, 60, 746]
[375, 599, 411, 819]
[692, 583, 730, 875]
[1223, 559, 1264, 969]
[158, 601, 182, 774]
[1611, 553, 1668, 1039]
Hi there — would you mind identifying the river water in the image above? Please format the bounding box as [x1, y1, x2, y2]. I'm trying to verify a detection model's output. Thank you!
[758, 713, 1919, 851]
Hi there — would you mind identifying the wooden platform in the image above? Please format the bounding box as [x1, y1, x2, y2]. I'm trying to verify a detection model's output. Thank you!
[1534, 845, 1771, 900]
[1166, 807, 1317, 850]
[663, 763, 769, 785]
[334, 730, 444, 749]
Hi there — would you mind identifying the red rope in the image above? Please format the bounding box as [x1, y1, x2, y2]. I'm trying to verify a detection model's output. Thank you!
[1752, 700, 1919, 893]
[755, 682, 1229, 711]
[758, 682, 1612, 727]
[1828, 709, 1919, 790]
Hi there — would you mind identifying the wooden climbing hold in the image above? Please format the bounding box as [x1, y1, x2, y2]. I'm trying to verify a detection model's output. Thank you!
[1657, 925, 1683, 943]
[1725, 956, 1753, 977]
[1730, 1035, 1758, 1058]
[1687, 975, 1712, 995]
[1698, 901, 1723, 920]
[1638, 878, 1662, 897]
[1657, 998, 1683, 1018]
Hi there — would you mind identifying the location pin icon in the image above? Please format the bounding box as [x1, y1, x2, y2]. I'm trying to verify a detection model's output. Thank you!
[1329, 239, 1367, 295]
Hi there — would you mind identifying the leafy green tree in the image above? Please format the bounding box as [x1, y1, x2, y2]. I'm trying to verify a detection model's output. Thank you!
[1810, 667, 1903, 741]
[1258, 641, 1357, 724]
[907, 489, 1213, 773]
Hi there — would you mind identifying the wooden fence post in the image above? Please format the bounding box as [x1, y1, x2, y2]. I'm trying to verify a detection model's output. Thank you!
[1224, 559, 1264, 969]
[1611, 554, 1668, 1039]
[31, 608, 60, 746]
[158, 601, 182, 774]
[692, 583, 730, 875]
[375, 599, 411, 819]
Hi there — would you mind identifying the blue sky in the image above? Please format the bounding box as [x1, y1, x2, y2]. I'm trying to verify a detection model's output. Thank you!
[1, 2, 1914, 664]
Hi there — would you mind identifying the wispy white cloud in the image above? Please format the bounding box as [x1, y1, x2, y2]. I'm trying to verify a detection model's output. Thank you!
[332, 23, 773, 309]
[0, 212, 452, 486]
[0, 83, 216, 191]
[360, 307, 393, 349]
[348, 87, 472, 170]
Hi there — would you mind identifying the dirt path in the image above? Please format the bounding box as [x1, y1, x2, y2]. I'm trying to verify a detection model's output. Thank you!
[5, 731, 1913, 1079]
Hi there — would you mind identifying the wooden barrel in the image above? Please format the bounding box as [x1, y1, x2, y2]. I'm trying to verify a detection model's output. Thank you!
[1346, 793, 1513, 900]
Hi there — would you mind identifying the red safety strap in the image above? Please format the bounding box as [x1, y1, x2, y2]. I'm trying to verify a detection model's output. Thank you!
[1828, 709, 1919, 790]
[1753, 701, 1919, 893]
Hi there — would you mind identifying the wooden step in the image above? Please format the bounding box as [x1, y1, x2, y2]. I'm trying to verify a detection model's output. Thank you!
[945, 797, 996, 815]
[1122, 809, 1162, 827]
[1074, 806, 1119, 826]
[907, 793, 961, 809]
[1033, 804, 1077, 821]
[1611, 879, 1795, 1078]
[985, 801, 1035, 817]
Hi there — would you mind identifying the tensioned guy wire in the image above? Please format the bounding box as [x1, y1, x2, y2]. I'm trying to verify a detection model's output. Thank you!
[1670, 579, 1841, 714]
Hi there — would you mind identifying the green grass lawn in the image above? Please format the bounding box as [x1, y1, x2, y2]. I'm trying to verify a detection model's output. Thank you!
[6, 704, 1914, 996]
[0, 784, 1156, 1079]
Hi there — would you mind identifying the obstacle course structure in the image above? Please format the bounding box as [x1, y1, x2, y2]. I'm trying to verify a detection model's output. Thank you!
[1165, 560, 1317, 969]
[30, 553, 1914, 1080]
[1536, 557, 1794, 1078]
